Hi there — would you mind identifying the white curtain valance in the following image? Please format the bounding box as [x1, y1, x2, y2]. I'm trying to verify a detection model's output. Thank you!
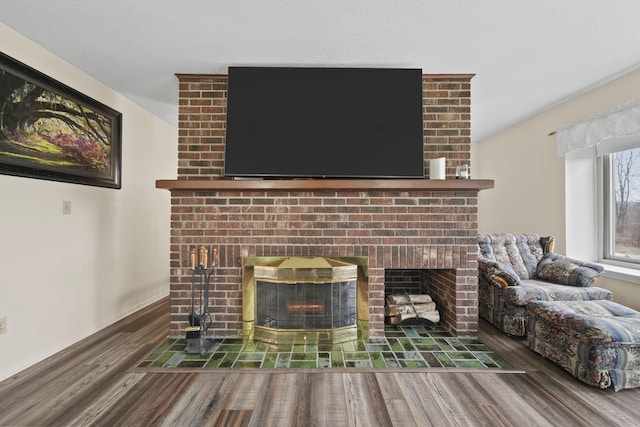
[556, 99, 640, 156]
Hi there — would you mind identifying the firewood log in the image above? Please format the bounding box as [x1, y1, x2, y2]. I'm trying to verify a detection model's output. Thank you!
[387, 309, 440, 325]
[386, 294, 432, 304]
[385, 301, 437, 316]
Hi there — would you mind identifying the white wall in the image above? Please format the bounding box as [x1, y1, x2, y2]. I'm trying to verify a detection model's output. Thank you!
[0, 24, 177, 381]
[472, 67, 640, 310]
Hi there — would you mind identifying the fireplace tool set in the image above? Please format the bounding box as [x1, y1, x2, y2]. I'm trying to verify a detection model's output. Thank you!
[185, 246, 218, 354]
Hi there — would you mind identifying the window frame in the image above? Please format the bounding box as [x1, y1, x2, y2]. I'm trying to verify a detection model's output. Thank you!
[597, 145, 640, 270]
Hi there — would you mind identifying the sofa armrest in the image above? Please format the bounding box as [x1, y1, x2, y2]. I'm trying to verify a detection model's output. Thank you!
[478, 257, 522, 288]
[535, 253, 604, 287]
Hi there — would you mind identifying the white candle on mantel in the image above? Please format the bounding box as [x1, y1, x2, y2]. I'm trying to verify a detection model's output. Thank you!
[429, 157, 446, 180]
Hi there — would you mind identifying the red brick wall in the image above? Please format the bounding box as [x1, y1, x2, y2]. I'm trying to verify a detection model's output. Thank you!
[170, 73, 478, 339]
[176, 74, 472, 179]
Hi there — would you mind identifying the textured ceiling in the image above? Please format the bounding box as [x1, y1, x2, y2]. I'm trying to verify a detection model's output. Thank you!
[3, 0, 640, 142]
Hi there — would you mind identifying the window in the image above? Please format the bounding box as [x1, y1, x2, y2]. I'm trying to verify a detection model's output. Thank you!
[599, 146, 640, 268]
[559, 100, 640, 277]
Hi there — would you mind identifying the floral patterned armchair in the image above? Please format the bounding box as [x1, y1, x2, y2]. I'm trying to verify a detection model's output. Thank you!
[477, 233, 613, 336]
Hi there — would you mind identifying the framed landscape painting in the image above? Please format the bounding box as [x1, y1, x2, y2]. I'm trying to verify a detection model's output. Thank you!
[0, 52, 122, 189]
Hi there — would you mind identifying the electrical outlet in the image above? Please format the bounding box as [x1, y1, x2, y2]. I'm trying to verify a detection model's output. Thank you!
[62, 200, 71, 215]
[0, 316, 6, 335]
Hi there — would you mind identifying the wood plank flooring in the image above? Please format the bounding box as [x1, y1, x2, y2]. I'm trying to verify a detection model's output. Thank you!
[0, 296, 637, 426]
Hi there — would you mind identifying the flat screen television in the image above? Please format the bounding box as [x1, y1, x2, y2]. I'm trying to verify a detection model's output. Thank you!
[224, 66, 425, 178]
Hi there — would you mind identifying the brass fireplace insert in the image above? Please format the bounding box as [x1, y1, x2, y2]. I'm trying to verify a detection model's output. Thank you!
[242, 256, 369, 345]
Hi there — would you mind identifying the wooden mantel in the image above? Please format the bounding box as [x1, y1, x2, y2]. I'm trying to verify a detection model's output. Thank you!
[156, 178, 494, 192]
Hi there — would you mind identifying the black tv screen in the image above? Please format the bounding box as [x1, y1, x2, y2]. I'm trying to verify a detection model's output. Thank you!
[224, 66, 425, 178]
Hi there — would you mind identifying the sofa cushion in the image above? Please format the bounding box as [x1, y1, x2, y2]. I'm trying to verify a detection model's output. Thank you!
[478, 233, 552, 280]
[535, 253, 604, 287]
[502, 280, 613, 307]
[529, 300, 640, 344]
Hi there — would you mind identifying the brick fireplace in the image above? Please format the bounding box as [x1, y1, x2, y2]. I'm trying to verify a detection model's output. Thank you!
[157, 73, 493, 340]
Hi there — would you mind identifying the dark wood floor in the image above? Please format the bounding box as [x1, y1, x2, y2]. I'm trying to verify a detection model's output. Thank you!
[0, 297, 637, 427]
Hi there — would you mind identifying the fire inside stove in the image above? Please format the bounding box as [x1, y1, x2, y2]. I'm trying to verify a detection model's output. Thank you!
[249, 257, 358, 345]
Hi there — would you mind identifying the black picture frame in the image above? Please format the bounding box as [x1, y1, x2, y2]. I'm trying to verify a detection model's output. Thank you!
[0, 52, 122, 189]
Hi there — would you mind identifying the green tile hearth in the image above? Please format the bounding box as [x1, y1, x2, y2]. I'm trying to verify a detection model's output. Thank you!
[137, 325, 511, 370]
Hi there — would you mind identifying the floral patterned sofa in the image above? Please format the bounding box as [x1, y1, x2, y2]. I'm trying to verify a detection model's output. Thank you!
[477, 233, 613, 336]
[527, 300, 640, 391]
